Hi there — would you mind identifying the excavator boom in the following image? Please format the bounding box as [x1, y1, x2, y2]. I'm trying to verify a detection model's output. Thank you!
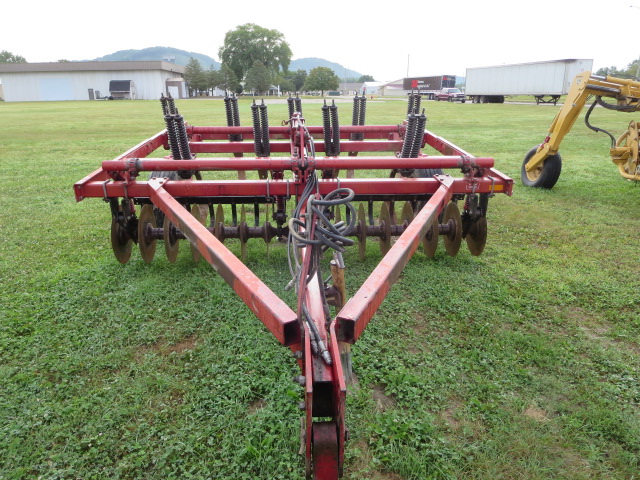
[522, 71, 640, 188]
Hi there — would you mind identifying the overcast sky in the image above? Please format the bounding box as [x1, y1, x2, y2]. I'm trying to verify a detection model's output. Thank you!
[3, 0, 638, 81]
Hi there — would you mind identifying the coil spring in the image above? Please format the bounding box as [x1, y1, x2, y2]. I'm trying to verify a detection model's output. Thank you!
[224, 95, 234, 127]
[357, 95, 366, 140]
[400, 113, 417, 158]
[410, 92, 422, 115]
[164, 114, 182, 160]
[287, 95, 296, 119]
[160, 94, 169, 116]
[259, 100, 270, 157]
[351, 95, 359, 127]
[351, 95, 366, 141]
[230, 94, 242, 141]
[330, 101, 340, 156]
[322, 101, 332, 154]
[173, 114, 192, 160]
[251, 100, 263, 156]
[407, 91, 421, 116]
[295, 94, 302, 115]
[166, 96, 177, 115]
[409, 110, 427, 158]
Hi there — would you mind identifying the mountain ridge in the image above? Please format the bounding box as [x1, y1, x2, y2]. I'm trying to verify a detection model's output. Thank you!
[91, 47, 365, 79]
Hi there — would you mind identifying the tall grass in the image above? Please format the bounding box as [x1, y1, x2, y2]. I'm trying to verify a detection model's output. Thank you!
[1, 97, 638, 479]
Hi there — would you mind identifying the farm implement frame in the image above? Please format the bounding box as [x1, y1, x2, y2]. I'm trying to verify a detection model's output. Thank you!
[74, 94, 513, 478]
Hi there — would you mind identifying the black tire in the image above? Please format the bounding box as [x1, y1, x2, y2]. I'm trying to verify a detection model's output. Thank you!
[521, 145, 562, 189]
[149, 171, 179, 225]
[414, 168, 444, 178]
[413, 168, 445, 212]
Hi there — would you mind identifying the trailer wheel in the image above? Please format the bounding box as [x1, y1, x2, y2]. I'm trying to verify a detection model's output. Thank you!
[521, 145, 562, 189]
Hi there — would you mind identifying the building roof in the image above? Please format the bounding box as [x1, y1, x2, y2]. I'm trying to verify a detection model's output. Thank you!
[0, 61, 185, 74]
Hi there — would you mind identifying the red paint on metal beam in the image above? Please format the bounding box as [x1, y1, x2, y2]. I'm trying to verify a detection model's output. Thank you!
[76, 176, 511, 202]
[146, 179, 300, 346]
[423, 129, 474, 157]
[336, 177, 455, 343]
[101, 156, 495, 173]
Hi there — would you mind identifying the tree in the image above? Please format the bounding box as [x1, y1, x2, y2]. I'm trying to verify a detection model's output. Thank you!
[245, 61, 272, 95]
[273, 73, 295, 95]
[184, 57, 207, 96]
[206, 66, 222, 95]
[595, 59, 640, 78]
[218, 64, 241, 94]
[291, 69, 307, 91]
[358, 75, 375, 82]
[218, 23, 292, 82]
[303, 67, 339, 96]
[0, 50, 26, 63]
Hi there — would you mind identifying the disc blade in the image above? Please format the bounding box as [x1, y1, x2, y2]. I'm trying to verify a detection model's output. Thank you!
[138, 204, 157, 263]
[191, 204, 207, 262]
[442, 202, 462, 257]
[163, 215, 179, 263]
[357, 203, 366, 261]
[215, 204, 225, 243]
[239, 205, 248, 261]
[466, 216, 487, 256]
[400, 201, 414, 226]
[422, 219, 439, 258]
[378, 202, 392, 256]
[111, 216, 132, 264]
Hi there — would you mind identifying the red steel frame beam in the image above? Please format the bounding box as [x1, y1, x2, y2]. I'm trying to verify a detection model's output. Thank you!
[335, 176, 454, 344]
[145, 177, 300, 346]
[76, 176, 511, 203]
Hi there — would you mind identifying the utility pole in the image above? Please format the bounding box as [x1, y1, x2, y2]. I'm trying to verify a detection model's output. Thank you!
[631, 6, 640, 78]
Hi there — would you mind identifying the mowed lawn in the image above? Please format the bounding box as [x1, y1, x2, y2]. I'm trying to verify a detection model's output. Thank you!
[1, 97, 639, 480]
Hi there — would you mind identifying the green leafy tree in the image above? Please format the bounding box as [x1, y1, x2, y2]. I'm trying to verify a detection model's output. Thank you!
[245, 61, 272, 95]
[218, 23, 292, 81]
[273, 73, 295, 95]
[290, 69, 307, 91]
[595, 59, 640, 78]
[218, 64, 241, 94]
[358, 75, 375, 82]
[0, 50, 26, 63]
[303, 67, 339, 96]
[206, 66, 222, 95]
[184, 57, 207, 96]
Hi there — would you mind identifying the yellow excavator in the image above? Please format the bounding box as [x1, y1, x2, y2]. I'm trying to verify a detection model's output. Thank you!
[522, 71, 640, 188]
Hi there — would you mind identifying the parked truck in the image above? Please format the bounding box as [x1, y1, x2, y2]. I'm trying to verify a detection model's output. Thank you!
[403, 75, 457, 100]
[465, 59, 593, 104]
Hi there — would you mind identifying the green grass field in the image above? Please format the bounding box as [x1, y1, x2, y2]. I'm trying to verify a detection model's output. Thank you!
[1, 97, 639, 479]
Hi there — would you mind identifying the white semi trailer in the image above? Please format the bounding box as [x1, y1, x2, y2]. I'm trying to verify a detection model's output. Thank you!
[465, 59, 593, 104]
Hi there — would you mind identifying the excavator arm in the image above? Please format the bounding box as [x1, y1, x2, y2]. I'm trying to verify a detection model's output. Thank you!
[522, 71, 640, 188]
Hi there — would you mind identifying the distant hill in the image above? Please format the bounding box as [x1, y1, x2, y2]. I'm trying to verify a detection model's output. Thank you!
[90, 48, 364, 79]
[290, 58, 363, 79]
[93, 47, 220, 69]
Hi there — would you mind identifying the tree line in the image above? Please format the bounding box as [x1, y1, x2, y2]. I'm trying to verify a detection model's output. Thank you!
[183, 23, 374, 97]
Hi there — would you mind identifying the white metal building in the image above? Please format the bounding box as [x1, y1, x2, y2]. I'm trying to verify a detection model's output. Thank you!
[0, 61, 185, 102]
